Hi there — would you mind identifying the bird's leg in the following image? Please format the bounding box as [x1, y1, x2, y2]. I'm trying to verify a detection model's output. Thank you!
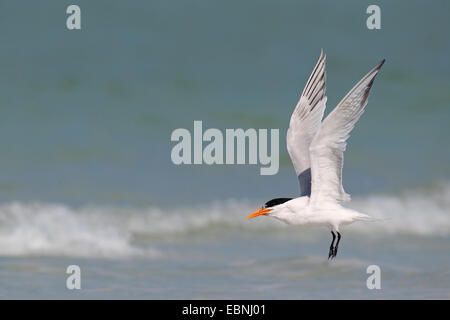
[333, 232, 342, 258]
[328, 231, 336, 259]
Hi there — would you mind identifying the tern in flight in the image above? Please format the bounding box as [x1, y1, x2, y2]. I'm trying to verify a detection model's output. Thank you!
[247, 51, 384, 259]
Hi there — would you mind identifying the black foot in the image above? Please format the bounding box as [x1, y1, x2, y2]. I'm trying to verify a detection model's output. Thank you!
[328, 246, 334, 259]
[328, 248, 337, 259]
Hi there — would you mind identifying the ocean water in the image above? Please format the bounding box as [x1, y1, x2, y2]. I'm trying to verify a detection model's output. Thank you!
[0, 0, 449, 299]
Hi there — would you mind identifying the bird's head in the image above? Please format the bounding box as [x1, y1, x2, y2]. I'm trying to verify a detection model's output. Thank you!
[247, 198, 293, 219]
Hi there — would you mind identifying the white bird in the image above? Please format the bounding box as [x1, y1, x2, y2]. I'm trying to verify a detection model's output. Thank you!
[247, 51, 385, 259]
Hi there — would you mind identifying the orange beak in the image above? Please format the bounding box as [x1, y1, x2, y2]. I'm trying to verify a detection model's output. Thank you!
[247, 207, 272, 219]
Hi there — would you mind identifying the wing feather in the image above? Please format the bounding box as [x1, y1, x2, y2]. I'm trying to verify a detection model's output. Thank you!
[309, 59, 385, 204]
[287, 51, 327, 196]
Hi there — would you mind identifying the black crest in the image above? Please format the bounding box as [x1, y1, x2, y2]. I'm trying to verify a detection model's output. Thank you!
[264, 198, 293, 208]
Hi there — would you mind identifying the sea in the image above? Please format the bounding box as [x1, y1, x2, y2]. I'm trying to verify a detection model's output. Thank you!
[0, 0, 448, 299]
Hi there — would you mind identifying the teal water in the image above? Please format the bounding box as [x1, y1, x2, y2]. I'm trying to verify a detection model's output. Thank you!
[0, 0, 448, 299]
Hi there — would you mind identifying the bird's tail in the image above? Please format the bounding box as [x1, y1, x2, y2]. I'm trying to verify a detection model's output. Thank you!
[355, 213, 387, 223]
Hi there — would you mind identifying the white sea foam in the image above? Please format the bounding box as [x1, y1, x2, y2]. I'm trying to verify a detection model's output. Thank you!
[0, 203, 158, 258]
[349, 182, 450, 236]
[0, 183, 448, 257]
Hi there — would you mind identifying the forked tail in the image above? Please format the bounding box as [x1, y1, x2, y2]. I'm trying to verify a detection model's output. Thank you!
[355, 213, 386, 222]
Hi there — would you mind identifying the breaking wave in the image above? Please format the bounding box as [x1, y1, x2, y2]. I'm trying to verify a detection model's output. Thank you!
[0, 182, 448, 258]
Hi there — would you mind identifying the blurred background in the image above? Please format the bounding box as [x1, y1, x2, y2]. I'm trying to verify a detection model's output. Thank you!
[0, 0, 448, 299]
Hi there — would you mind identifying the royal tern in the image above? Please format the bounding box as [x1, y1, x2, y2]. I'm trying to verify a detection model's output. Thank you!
[247, 51, 385, 259]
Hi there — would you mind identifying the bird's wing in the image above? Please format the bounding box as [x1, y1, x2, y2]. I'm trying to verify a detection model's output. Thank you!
[287, 51, 327, 197]
[309, 59, 385, 205]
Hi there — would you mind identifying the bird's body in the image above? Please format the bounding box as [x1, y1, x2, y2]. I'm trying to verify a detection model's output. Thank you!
[247, 51, 385, 258]
[268, 197, 370, 231]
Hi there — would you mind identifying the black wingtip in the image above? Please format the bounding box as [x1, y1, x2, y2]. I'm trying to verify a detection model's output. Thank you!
[369, 59, 385, 76]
